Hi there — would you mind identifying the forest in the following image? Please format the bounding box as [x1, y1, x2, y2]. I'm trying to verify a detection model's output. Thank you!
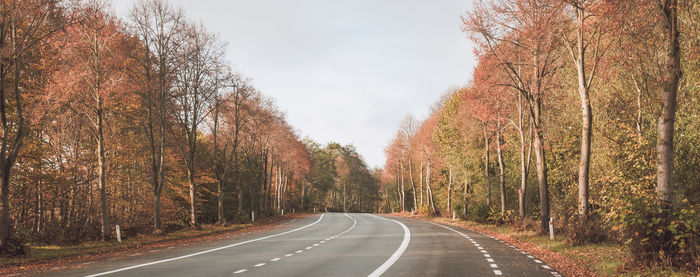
[381, 0, 698, 270]
[0, 0, 379, 255]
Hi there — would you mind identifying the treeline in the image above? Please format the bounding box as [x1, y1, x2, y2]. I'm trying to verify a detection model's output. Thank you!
[382, 0, 698, 268]
[0, 0, 379, 255]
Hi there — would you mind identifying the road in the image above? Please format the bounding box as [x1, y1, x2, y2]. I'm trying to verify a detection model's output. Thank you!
[47, 213, 562, 277]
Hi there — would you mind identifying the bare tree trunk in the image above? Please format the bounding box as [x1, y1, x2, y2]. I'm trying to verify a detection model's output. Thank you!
[400, 160, 405, 212]
[409, 158, 417, 211]
[97, 97, 110, 240]
[496, 120, 506, 214]
[447, 167, 452, 215]
[419, 159, 424, 207]
[517, 94, 531, 220]
[656, 0, 681, 206]
[463, 176, 468, 218]
[483, 123, 491, 207]
[426, 154, 435, 213]
[574, 6, 592, 223]
[532, 99, 550, 233]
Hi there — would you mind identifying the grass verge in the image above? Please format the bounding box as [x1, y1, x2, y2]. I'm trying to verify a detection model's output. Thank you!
[0, 213, 311, 274]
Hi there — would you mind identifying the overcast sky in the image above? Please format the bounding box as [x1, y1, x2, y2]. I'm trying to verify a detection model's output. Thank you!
[110, 0, 477, 168]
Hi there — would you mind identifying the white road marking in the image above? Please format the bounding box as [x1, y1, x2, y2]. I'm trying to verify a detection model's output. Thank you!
[313, 243, 319, 246]
[535, 259, 542, 263]
[542, 265, 551, 269]
[490, 264, 498, 268]
[484, 254, 491, 257]
[320, 241, 325, 243]
[494, 270, 503, 275]
[481, 250, 488, 253]
[285, 254, 293, 257]
[271, 258, 280, 261]
[487, 258, 494, 262]
[233, 269, 247, 274]
[527, 255, 534, 258]
[295, 250, 303, 253]
[254, 263, 265, 267]
[478, 247, 484, 250]
[366, 214, 411, 277]
[84, 214, 326, 277]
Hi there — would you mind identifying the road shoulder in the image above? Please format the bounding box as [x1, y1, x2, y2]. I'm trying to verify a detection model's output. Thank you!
[389, 213, 597, 277]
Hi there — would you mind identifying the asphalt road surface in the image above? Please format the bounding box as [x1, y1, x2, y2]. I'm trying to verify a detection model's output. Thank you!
[45, 213, 562, 277]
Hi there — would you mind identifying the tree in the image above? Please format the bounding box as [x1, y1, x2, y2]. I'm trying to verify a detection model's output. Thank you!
[173, 22, 224, 227]
[129, 0, 184, 232]
[48, 2, 133, 240]
[0, 0, 76, 253]
[655, 0, 681, 207]
[560, 0, 618, 223]
[465, 0, 564, 232]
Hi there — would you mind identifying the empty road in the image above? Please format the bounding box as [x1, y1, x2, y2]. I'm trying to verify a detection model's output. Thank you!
[49, 213, 561, 277]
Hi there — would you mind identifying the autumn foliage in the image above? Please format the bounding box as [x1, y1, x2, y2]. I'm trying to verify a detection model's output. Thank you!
[382, 0, 698, 270]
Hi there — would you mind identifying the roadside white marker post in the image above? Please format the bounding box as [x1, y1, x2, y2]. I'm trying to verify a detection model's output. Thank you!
[452, 211, 456, 221]
[116, 225, 122, 243]
[252, 211, 255, 223]
[411, 209, 414, 216]
[549, 217, 554, 240]
[282, 209, 284, 215]
[293, 208, 295, 213]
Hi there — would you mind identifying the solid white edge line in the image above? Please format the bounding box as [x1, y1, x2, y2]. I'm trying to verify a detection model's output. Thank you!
[366, 214, 411, 277]
[84, 214, 326, 277]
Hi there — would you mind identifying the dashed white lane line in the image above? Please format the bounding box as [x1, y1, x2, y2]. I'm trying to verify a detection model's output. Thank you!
[490, 264, 499, 268]
[494, 270, 503, 275]
[527, 255, 534, 258]
[85, 214, 327, 277]
[487, 258, 495, 263]
[230, 213, 359, 275]
[233, 269, 247, 274]
[484, 254, 491, 257]
[535, 259, 543, 263]
[542, 265, 552, 270]
[366, 214, 411, 277]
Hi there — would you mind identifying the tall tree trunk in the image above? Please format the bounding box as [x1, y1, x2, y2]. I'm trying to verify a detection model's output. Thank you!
[97, 97, 109, 241]
[532, 99, 550, 233]
[426, 154, 435, 213]
[496, 120, 506, 214]
[483, 123, 491, 207]
[409, 157, 417, 211]
[656, 0, 681, 206]
[400, 160, 405, 212]
[447, 167, 452, 215]
[419, 159, 424, 207]
[574, 6, 592, 223]
[517, 94, 531, 220]
[463, 176, 468, 218]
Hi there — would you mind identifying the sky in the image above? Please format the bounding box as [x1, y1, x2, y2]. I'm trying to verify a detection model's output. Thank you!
[110, 0, 477, 168]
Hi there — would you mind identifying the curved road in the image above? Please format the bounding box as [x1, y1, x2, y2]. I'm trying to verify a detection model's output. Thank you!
[48, 213, 562, 277]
